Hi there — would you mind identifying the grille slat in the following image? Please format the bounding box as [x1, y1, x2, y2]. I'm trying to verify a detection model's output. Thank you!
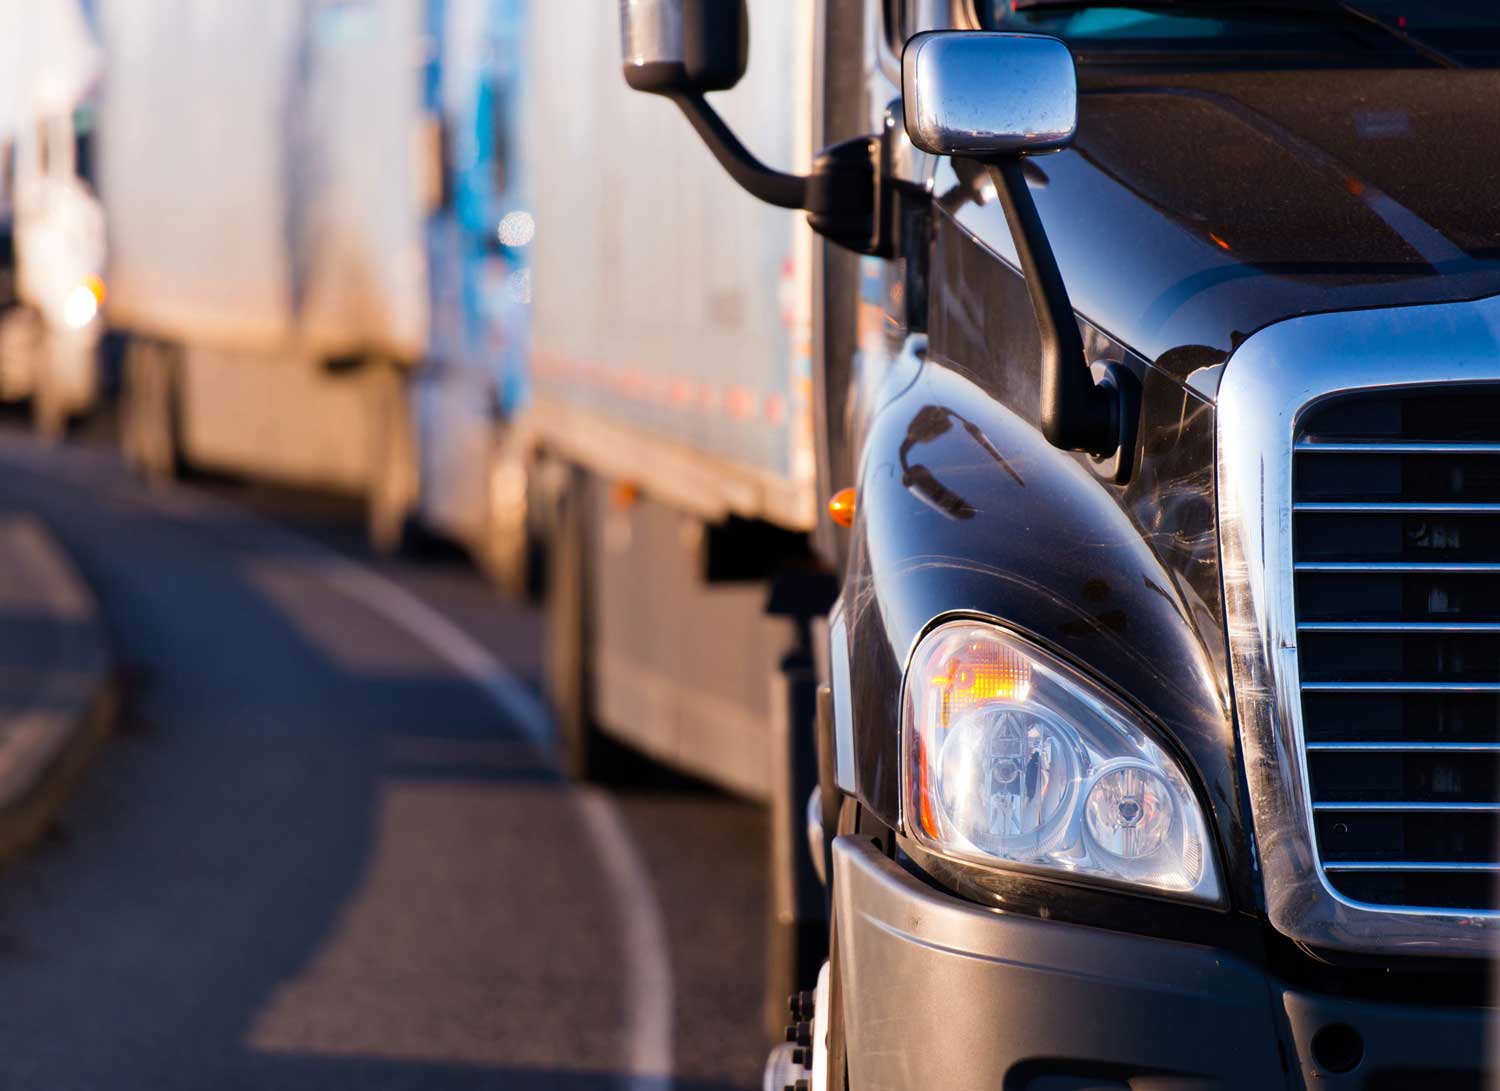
[1294, 389, 1500, 912]
[1296, 502, 1500, 513]
[1297, 562, 1500, 572]
[1298, 441, 1500, 454]
[1304, 682, 1500, 692]
[1308, 742, 1500, 752]
[1325, 862, 1500, 872]
[1300, 622, 1500, 632]
[1313, 802, 1500, 813]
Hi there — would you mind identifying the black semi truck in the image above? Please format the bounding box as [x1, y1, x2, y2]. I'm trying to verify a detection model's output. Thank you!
[617, 1, 1500, 1089]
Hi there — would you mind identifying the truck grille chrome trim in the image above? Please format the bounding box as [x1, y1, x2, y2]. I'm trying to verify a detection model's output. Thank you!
[1217, 297, 1500, 957]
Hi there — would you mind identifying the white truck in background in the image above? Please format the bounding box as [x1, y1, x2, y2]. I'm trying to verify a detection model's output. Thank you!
[0, 0, 108, 438]
[422, 0, 531, 586]
[95, 0, 528, 557]
[522, 0, 825, 1032]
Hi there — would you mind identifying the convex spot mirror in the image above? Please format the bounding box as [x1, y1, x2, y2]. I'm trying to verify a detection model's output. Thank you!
[619, 0, 748, 96]
[902, 31, 1077, 158]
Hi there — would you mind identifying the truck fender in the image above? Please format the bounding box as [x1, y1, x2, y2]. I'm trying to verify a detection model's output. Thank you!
[834, 357, 1254, 905]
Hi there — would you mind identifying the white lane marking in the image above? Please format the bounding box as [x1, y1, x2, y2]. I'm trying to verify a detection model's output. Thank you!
[3, 439, 678, 1090]
[320, 563, 551, 745]
[318, 562, 678, 1085]
[577, 790, 676, 1086]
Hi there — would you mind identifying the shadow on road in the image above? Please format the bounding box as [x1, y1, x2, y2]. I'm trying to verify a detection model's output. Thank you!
[0, 438, 765, 1090]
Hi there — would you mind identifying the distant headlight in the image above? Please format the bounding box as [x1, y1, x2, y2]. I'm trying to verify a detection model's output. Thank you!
[62, 276, 105, 330]
[902, 621, 1221, 904]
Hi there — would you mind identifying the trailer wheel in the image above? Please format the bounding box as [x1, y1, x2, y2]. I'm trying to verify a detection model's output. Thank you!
[120, 339, 181, 481]
[0, 306, 40, 404]
[366, 363, 420, 556]
[8, 308, 70, 442]
[475, 424, 533, 599]
[31, 337, 68, 443]
[547, 467, 606, 780]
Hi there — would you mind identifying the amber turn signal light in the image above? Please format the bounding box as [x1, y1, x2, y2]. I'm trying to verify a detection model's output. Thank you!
[828, 487, 856, 528]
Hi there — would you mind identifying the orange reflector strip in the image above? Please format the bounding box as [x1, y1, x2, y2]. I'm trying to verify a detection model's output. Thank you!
[828, 487, 856, 528]
[918, 743, 939, 838]
[609, 481, 639, 509]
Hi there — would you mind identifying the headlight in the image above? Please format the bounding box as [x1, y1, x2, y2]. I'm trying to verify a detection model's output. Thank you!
[903, 620, 1221, 904]
[63, 283, 99, 329]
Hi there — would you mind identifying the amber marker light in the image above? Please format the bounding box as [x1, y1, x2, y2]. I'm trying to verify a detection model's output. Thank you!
[609, 481, 639, 509]
[828, 487, 856, 528]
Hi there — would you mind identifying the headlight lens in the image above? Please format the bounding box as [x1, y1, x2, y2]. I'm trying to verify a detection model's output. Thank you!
[903, 621, 1221, 903]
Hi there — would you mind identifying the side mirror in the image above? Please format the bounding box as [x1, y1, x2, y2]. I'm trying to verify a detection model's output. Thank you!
[619, 0, 748, 96]
[901, 31, 1134, 472]
[615, 1, 885, 256]
[901, 31, 1077, 158]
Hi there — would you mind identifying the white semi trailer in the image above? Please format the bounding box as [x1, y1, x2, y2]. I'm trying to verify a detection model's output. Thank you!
[95, 0, 528, 557]
[522, 0, 826, 1033]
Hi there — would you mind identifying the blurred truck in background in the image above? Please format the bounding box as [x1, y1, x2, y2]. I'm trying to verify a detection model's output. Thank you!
[0, 0, 108, 438]
[94, 0, 528, 557]
[419, 0, 532, 584]
[522, 0, 828, 1029]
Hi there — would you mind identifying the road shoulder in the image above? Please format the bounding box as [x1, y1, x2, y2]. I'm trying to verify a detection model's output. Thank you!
[0, 513, 115, 860]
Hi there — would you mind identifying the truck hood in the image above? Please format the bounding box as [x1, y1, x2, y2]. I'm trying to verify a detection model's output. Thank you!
[945, 68, 1500, 388]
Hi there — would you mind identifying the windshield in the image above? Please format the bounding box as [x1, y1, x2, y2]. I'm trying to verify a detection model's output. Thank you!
[976, 2, 1500, 66]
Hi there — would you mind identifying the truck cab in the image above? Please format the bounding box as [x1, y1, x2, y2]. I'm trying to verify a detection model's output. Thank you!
[0, 0, 105, 439]
[618, 1, 1500, 1087]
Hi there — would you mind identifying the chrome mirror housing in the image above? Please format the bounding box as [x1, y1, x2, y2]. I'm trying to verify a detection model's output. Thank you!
[901, 32, 1078, 158]
[618, 0, 747, 96]
[619, 0, 685, 71]
[902, 31, 1128, 464]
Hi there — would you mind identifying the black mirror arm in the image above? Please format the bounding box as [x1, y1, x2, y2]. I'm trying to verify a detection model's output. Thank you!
[670, 92, 810, 210]
[670, 92, 884, 255]
[983, 156, 1120, 459]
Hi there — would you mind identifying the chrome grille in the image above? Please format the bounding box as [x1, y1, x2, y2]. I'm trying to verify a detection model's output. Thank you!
[1294, 388, 1500, 913]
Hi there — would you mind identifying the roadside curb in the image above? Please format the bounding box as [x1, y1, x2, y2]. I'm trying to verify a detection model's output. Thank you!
[0, 514, 115, 862]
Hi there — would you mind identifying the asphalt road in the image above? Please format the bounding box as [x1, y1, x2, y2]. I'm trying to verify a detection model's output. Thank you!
[0, 428, 768, 1090]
